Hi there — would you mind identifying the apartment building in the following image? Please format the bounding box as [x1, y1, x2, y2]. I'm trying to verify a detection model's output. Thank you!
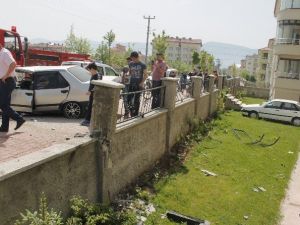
[270, 0, 300, 101]
[163, 37, 202, 64]
[245, 54, 259, 77]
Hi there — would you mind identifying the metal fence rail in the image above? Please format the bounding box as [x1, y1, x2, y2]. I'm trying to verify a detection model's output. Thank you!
[176, 80, 193, 103]
[117, 86, 166, 124]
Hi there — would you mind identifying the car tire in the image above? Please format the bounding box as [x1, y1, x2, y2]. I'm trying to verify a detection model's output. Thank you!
[249, 111, 258, 119]
[63, 102, 82, 119]
[292, 117, 300, 127]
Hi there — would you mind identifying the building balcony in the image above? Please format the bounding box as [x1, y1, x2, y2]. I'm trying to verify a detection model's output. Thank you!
[274, 41, 300, 57]
[275, 72, 300, 89]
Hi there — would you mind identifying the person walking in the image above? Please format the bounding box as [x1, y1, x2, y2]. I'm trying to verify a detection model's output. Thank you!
[151, 53, 167, 109]
[0, 44, 25, 133]
[128, 51, 147, 117]
[80, 62, 102, 126]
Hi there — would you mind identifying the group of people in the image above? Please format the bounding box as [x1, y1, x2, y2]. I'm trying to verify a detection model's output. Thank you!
[81, 51, 167, 125]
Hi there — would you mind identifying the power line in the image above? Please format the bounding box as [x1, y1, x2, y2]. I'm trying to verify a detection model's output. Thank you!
[143, 15, 155, 64]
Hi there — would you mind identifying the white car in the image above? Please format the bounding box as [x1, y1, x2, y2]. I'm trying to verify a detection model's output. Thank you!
[61, 61, 121, 83]
[241, 99, 300, 126]
[11, 66, 91, 119]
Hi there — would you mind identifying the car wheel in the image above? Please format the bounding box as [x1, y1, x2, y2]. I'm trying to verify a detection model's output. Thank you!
[63, 102, 82, 119]
[292, 118, 300, 127]
[249, 111, 258, 119]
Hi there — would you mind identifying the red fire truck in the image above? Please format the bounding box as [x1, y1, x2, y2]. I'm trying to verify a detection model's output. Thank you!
[0, 26, 90, 67]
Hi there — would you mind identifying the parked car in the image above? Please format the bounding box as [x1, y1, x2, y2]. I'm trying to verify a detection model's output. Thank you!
[11, 66, 92, 119]
[241, 99, 300, 126]
[61, 61, 120, 83]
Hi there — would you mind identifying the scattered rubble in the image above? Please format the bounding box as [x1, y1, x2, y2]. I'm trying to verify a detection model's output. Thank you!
[253, 186, 266, 193]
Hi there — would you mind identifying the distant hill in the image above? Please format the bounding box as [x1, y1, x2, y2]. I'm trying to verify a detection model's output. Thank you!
[203, 42, 257, 68]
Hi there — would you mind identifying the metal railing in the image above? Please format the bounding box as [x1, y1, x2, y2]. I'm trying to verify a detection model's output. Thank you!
[117, 86, 166, 124]
[276, 38, 300, 45]
[176, 80, 193, 103]
[276, 72, 300, 80]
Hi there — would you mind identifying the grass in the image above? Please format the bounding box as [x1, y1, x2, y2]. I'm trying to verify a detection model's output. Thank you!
[146, 111, 300, 225]
[241, 97, 267, 105]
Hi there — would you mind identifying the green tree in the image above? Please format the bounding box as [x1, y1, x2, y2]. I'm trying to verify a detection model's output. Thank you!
[192, 51, 200, 66]
[103, 30, 116, 65]
[240, 69, 251, 80]
[169, 60, 193, 74]
[94, 41, 109, 63]
[152, 30, 168, 55]
[199, 51, 215, 73]
[65, 25, 92, 54]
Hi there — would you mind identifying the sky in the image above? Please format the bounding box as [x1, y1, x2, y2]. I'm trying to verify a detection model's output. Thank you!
[1, 0, 277, 49]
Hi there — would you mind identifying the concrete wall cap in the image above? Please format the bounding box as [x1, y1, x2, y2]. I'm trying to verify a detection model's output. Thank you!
[161, 77, 179, 82]
[92, 80, 125, 89]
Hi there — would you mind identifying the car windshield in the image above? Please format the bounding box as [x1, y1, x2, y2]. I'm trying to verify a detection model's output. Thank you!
[67, 66, 91, 82]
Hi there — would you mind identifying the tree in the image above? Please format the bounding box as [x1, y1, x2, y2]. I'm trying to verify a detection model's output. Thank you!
[192, 51, 200, 66]
[240, 69, 251, 80]
[103, 30, 116, 65]
[169, 60, 193, 74]
[152, 30, 168, 56]
[94, 41, 109, 63]
[64, 25, 92, 54]
[199, 51, 215, 73]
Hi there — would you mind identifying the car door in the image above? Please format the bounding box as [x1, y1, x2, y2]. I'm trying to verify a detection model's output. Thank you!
[281, 102, 300, 122]
[259, 101, 283, 120]
[33, 71, 70, 112]
[11, 77, 33, 113]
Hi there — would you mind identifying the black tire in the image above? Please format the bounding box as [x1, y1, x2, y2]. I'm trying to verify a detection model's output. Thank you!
[292, 117, 300, 127]
[62, 102, 82, 119]
[249, 111, 258, 119]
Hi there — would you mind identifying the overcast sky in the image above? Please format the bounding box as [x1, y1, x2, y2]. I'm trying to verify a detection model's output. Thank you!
[1, 0, 277, 49]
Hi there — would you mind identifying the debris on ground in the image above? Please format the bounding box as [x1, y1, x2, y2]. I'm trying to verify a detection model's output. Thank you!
[248, 134, 265, 145]
[115, 193, 156, 225]
[65, 137, 70, 140]
[201, 169, 217, 177]
[243, 215, 249, 220]
[166, 210, 210, 225]
[260, 137, 280, 147]
[74, 132, 88, 138]
[253, 186, 266, 192]
[288, 151, 294, 154]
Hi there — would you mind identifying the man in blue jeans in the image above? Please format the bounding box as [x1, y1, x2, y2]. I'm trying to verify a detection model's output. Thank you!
[0, 43, 25, 133]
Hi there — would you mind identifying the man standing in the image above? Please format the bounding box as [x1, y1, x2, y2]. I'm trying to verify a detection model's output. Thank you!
[151, 53, 167, 109]
[128, 51, 147, 117]
[80, 62, 102, 126]
[0, 44, 25, 132]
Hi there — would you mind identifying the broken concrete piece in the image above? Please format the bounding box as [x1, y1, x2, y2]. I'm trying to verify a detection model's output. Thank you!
[258, 187, 266, 192]
[244, 215, 249, 220]
[201, 169, 217, 177]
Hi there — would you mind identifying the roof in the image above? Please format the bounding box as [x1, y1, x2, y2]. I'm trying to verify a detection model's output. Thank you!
[166, 37, 202, 45]
[259, 47, 271, 51]
[15, 65, 76, 73]
[273, 99, 300, 104]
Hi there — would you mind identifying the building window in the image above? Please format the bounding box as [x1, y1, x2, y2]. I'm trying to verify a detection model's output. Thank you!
[263, 53, 268, 59]
[276, 20, 300, 44]
[277, 59, 300, 79]
[280, 0, 300, 10]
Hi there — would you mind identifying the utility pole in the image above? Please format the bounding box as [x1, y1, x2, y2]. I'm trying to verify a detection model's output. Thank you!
[144, 15, 155, 65]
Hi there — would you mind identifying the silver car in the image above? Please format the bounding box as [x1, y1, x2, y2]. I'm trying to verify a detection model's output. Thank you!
[11, 66, 92, 119]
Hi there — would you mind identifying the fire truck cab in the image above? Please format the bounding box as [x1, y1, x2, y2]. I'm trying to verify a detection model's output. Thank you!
[0, 26, 28, 66]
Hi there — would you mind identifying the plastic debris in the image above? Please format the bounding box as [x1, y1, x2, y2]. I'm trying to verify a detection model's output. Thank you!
[201, 169, 217, 177]
[166, 210, 210, 225]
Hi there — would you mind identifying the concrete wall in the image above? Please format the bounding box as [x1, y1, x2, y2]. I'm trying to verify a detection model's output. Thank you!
[0, 77, 222, 224]
[109, 111, 167, 198]
[242, 86, 270, 99]
[0, 140, 98, 225]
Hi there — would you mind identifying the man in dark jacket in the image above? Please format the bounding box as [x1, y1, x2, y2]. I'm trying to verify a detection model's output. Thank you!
[80, 62, 102, 126]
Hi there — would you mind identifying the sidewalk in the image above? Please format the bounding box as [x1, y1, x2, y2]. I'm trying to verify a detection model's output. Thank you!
[280, 153, 300, 225]
[0, 115, 89, 164]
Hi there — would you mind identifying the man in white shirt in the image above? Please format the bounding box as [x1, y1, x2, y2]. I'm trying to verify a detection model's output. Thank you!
[0, 43, 25, 132]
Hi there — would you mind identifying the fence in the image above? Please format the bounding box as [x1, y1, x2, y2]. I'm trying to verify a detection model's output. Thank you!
[176, 80, 193, 103]
[117, 86, 166, 124]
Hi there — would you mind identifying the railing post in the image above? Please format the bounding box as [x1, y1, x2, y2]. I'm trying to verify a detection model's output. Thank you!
[209, 75, 216, 116]
[161, 77, 179, 152]
[191, 76, 201, 117]
[217, 75, 224, 90]
[90, 80, 124, 203]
